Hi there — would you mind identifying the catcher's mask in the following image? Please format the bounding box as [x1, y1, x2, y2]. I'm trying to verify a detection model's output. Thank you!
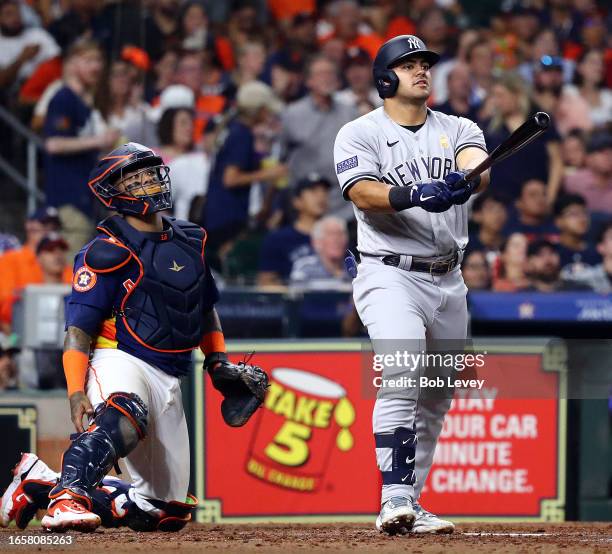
[88, 142, 172, 216]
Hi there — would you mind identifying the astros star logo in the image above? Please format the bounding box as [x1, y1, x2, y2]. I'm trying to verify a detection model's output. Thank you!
[73, 266, 97, 292]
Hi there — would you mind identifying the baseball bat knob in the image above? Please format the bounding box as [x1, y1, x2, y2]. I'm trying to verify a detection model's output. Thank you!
[535, 112, 550, 129]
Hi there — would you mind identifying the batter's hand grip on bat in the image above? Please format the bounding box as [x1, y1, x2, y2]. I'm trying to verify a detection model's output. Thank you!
[463, 112, 550, 184]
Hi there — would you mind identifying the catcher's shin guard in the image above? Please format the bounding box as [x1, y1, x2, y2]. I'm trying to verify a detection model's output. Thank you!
[49, 393, 148, 507]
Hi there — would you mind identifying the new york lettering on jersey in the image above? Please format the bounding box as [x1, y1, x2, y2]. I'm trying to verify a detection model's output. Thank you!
[333, 107, 487, 257]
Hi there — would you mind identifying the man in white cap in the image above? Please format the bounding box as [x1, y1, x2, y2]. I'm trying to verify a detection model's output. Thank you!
[203, 81, 287, 268]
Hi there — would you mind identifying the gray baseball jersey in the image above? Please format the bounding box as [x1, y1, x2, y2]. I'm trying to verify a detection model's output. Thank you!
[333, 107, 487, 257]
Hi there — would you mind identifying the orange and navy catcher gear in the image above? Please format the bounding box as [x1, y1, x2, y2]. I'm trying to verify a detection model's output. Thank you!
[88, 142, 172, 216]
[65, 215, 219, 376]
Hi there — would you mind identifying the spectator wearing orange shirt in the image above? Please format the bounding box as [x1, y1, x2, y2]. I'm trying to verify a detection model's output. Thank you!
[320, 0, 383, 62]
[0, 208, 71, 310]
[0, 232, 71, 333]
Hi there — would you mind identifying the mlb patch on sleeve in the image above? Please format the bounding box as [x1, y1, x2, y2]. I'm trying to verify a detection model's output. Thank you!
[336, 155, 358, 174]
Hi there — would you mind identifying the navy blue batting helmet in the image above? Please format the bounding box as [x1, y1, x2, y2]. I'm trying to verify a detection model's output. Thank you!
[373, 35, 440, 99]
[88, 143, 172, 216]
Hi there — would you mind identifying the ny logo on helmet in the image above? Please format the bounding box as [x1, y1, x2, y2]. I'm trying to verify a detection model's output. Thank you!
[406, 37, 423, 50]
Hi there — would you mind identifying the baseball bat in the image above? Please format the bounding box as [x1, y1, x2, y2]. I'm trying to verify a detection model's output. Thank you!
[462, 112, 550, 184]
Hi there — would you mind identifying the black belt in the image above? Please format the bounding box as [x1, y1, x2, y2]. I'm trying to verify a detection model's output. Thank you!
[382, 252, 460, 275]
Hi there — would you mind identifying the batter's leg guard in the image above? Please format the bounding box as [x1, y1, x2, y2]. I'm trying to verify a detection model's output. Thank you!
[375, 426, 418, 487]
[49, 392, 148, 508]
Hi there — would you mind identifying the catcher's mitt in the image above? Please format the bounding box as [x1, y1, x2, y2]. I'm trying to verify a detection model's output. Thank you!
[205, 355, 268, 427]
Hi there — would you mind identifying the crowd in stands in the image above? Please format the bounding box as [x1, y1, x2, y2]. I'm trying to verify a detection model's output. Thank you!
[0, 0, 610, 387]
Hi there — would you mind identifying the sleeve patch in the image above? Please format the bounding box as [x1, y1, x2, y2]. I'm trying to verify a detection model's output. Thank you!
[336, 155, 358, 174]
[73, 266, 97, 292]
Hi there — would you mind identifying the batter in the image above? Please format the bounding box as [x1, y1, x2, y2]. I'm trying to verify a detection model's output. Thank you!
[334, 35, 490, 535]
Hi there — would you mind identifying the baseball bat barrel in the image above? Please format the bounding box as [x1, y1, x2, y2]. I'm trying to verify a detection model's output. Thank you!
[464, 112, 550, 182]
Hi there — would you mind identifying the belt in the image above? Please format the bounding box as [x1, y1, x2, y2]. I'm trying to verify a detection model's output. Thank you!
[382, 252, 460, 275]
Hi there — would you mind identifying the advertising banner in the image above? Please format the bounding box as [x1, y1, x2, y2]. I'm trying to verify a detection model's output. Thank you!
[193, 340, 566, 522]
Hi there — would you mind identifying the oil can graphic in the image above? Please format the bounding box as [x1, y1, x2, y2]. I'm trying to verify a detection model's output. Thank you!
[246, 368, 356, 492]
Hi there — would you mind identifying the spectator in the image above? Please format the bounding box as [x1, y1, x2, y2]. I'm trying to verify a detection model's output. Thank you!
[97, 59, 150, 142]
[0, 232, 71, 332]
[517, 29, 573, 85]
[0, 0, 59, 92]
[522, 239, 592, 292]
[257, 173, 330, 286]
[505, 179, 559, 241]
[92, 0, 176, 62]
[561, 49, 612, 131]
[156, 107, 210, 221]
[469, 193, 508, 259]
[48, 0, 100, 51]
[554, 194, 600, 273]
[125, 83, 195, 149]
[485, 73, 563, 203]
[417, 7, 452, 63]
[466, 39, 494, 109]
[492, 232, 530, 292]
[175, 50, 228, 141]
[563, 131, 612, 215]
[320, 0, 383, 61]
[43, 39, 120, 218]
[179, 1, 234, 70]
[572, 221, 612, 295]
[281, 55, 358, 219]
[531, 56, 567, 132]
[227, 1, 261, 51]
[433, 63, 480, 121]
[0, 208, 71, 308]
[431, 28, 479, 105]
[0, 331, 18, 390]
[462, 250, 491, 291]
[290, 216, 351, 289]
[335, 47, 381, 116]
[224, 41, 266, 100]
[508, 6, 541, 62]
[203, 81, 287, 266]
[265, 12, 314, 102]
[150, 48, 179, 100]
[561, 129, 587, 178]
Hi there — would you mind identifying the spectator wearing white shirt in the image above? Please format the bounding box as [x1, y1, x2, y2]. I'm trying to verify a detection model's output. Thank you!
[0, 0, 59, 91]
[290, 215, 351, 290]
[157, 107, 209, 221]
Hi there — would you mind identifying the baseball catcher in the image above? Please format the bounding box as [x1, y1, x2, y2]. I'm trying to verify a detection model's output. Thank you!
[0, 143, 268, 533]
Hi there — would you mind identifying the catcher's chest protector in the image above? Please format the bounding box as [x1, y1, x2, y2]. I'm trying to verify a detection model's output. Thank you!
[98, 215, 209, 352]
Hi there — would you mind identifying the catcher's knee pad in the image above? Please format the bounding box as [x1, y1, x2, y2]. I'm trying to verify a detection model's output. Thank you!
[50, 393, 148, 507]
[375, 426, 417, 486]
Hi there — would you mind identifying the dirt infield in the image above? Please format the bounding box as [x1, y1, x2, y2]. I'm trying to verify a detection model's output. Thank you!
[1, 522, 611, 553]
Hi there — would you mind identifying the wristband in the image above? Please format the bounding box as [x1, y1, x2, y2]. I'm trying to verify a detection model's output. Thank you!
[200, 330, 226, 357]
[63, 350, 89, 396]
[388, 185, 415, 211]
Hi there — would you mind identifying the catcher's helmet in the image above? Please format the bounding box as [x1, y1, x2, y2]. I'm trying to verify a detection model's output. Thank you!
[88, 142, 172, 216]
[373, 35, 440, 99]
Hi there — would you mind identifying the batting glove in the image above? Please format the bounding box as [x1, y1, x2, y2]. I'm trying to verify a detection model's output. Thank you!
[444, 170, 481, 205]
